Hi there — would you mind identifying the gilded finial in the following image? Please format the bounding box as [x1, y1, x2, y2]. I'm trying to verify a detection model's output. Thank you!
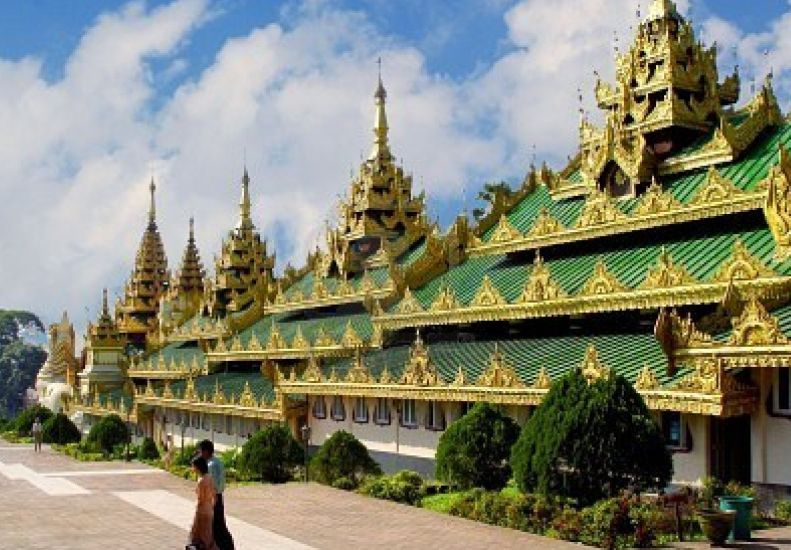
[148, 177, 157, 228]
[370, 58, 390, 161]
[237, 166, 253, 231]
[189, 216, 195, 241]
[101, 288, 109, 316]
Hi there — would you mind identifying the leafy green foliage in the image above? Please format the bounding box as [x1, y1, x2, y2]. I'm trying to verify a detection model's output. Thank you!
[86, 414, 129, 455]
[137, 437, 160, 460]
[42, 413, 81, 444]
[0, 310, 46, 416]
[310, 430, 381, 488]
[471, 181, 513, 221]
[776, 500, 791, 522]
[511, 370, 672, 505]
[435, 402, 519, 490]
[359, 470, 426, 505]
[174, 443, 198, 466]
[11, 404, 53, 436]
[238, 424, 304, 483]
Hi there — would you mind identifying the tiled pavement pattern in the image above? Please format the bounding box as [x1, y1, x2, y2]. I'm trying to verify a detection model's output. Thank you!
[0, 441, 586, 549]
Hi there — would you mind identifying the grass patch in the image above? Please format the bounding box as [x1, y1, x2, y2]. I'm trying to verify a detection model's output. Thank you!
[420, 492, 463, 513]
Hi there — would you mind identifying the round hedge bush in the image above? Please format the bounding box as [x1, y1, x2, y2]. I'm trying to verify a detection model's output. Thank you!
[238, 424, 304, 483]
[12, 405, 53, 436]
[138, 437, 160, 460]
[87, 414, 129, 455]
[435, 402, 519, 490]
[310, 430, 381, 488]
[42, 413, 81, 445]
[511, 369, 672, 505]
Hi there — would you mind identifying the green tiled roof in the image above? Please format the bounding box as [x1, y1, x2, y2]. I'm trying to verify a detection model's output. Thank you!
[236, 309, 373, 348]
[396, 238, 428, 269]
[95, 387, 133, 410]
[165, 372, 275, 403]
[283, 266, 390, 301]
[482, 123, 791, 242]
[322, 332, 689, 390]
[401, 227, 791, 310]
[140, 342, 205, 369]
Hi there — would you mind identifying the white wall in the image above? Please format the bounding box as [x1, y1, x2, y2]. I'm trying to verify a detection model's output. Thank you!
[671, 414, 709, 485]
[751, 368, 791, 487]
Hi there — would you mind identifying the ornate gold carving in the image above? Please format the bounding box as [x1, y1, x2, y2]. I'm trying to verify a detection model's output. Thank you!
[490, 214, 522, 243]
[340, 321, 363, 348]
[346, 348, 373, 383]
[765, 146, 791, 259]
[574, 188, 625, 228]
[729, 297, 788, 346]
[230, 334, 243, 352]
[532, 367, 552, 390]
[430, 282, 460, 311]
[526, 208, 563, 237]
[400, 332, 441, 386]
[579, 344, 610, 382]
[266, 322, 286, 351]
[247, 332, 262, 352]
[519, 251, 566, 302]
[476, 345, 524, 388]
[712, 238, 776, 282]
[633, 178, 681, 215]
[291, 325, 309, 350]
[239, 381, 257, 407]
[452, 366, 467, 386]
[674, 359, 719, 393]
[471, 275, 505, 307]
[634, 365, 660, 390]
[396, 287, 424, 314]
[641, 248, 696, 289]
[580, 259, 628, 295]
[379, 365, 395, 384]
[690, 166, 744, 205]
[303, 356, 323, 383]
[314, 326, 335, 348]
[162, 380, 174, 398]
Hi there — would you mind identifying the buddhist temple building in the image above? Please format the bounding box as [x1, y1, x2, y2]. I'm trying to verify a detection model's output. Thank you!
[62, 0, 791, 496]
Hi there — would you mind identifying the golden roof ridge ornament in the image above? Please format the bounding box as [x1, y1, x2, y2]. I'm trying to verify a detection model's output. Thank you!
[237, 165, 254, 232]
[371, 57, 390, 162]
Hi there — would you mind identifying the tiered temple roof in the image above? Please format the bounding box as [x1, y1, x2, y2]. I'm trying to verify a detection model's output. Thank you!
[115, 179, 170, 345]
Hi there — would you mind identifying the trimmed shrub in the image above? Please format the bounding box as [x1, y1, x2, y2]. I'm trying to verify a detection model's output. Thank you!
[42, 413, 81, 444]
[359, 470, 426, 505]
[11, 405, 53, 436]
[511, 370, 672, 505]
[138, 437, 160, 460]
[238, 424, 304, 483]
[310, 430, 381, 488]
[435, 402, 519, 490]
[86, 414, 129, 455]
[173, 443, 198, 466]
[776, 500, 791, 522]
[331, 476, 356, 491]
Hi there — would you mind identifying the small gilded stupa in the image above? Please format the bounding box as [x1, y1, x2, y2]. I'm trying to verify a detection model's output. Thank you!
[205, 168, 276, 317]
[79, 289, 127, 397]
[320, 72, 429, 277]
[115, 179, 170, 346]
[159, 217, 206, 334]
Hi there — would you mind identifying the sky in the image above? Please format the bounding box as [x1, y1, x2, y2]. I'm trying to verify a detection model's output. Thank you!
[1, 0, 790, 337]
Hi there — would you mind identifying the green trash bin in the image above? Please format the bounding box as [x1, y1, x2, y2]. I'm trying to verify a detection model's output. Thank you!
[719, 495, 753, 541]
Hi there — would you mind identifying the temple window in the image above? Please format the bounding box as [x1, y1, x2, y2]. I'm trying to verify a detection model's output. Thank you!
[374, 397, 391, 425]
[601, 162, 633, 198]
[353, 397, 369, 423]
[401, 399, 417, 427]
[426, 401, 446, 431]
[774, 367, 791, 415]
[331, 395, 346, 421]
[661, 411, 686, 449]
[312, 396, 327, 419]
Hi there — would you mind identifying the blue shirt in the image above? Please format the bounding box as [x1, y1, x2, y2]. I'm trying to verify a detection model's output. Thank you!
[208, 456, 226, 494]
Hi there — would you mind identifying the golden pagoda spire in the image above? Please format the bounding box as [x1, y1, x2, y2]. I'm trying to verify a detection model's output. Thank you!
[646, 0, 680, 21]
[148, 177, 157, 229]
[236, 166, 254, 232]
[370, 58, 391, 162]
[172, 217, 205, 294]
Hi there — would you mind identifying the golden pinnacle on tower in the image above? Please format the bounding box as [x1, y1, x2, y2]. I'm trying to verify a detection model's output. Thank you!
[115, 178, 170, 346]
[237, 166, 254, 232]
[370, 57, 391, 162]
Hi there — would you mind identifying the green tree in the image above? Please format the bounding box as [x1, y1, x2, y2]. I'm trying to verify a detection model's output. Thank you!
[0, 310, 46, 416]
[87, 414, 129, 455]
[238, 424, 304, 483]
[472, 181, 513, 222]
[137, 437, 160, 460]
[42, 413, 82, 444]
[11, 404, 53, 436]
[511, 370, 672, 505]
[310, 430, 381, 488]
[435, 402, 520, 490]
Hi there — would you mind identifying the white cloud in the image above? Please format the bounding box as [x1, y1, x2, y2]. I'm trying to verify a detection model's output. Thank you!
[0, 0, 788, 340]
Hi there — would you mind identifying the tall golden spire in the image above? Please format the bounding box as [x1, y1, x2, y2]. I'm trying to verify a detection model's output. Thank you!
[237, 166, 254, 232]
[172, 217, 205, 294]
[115, 179, 170, 346]
[370, 58, 391, 162]
[647, 0, 680, 21]
[148, 177, 157, 229]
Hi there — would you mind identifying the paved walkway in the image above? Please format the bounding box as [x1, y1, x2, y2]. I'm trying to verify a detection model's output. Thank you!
[672, 527, 791, 550]
[0, 440, 586, 549]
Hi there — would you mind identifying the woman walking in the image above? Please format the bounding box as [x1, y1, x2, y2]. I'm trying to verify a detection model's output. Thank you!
[187, 456, 219, 550]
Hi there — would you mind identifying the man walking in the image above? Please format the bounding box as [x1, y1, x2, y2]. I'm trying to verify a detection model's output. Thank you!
[198, 439, 235, 550]
[31, 417, 43, 452]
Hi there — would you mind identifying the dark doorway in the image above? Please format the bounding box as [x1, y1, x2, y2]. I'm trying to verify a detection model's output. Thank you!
[710, 415, 751, 483]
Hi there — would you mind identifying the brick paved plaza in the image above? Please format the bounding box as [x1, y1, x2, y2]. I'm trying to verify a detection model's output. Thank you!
[0, 440, 586, 549]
